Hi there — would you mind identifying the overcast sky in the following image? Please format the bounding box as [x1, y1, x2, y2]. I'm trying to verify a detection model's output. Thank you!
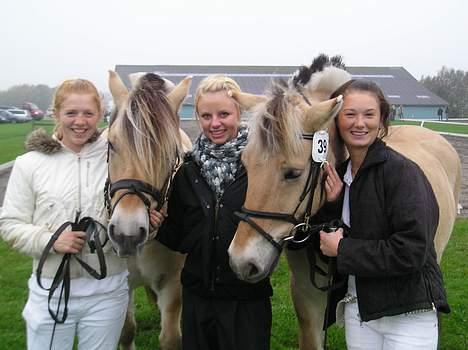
[2, 0, 467, 93]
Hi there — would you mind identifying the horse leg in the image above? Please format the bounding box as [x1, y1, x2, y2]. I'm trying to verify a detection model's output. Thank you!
[119, 289, 137, 350]
[286, 249, 328, 350]
[153, 274, 182, 350]
[144, 285, 158, 307]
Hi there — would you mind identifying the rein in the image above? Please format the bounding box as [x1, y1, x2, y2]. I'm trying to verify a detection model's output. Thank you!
[36, 216, 108, 349]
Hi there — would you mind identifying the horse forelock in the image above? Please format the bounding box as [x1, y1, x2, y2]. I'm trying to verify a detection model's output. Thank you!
[114, 84, 181, 188]
[249, 80, 304, 160]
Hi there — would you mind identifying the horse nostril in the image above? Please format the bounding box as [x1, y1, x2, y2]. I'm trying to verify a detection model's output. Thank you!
[109, 224, 115, 239]
[138, 227, 147, 242]
[248, 263, 259, 278]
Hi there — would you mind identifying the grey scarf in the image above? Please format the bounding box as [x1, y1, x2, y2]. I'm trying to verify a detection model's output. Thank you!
[192, 124, 248, 198]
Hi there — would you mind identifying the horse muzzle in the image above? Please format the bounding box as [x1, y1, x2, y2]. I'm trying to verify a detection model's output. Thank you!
[108, 224, 148, 257]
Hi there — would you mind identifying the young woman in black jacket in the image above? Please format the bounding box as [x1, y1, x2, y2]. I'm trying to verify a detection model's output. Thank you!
[319, 80, 450, 350]
[155, 75, 272, 350]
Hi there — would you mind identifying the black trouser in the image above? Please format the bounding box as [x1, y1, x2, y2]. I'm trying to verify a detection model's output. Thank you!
[182, 288, 272, 350]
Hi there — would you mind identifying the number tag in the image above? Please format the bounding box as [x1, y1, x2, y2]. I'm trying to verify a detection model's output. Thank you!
[312, 130, 329, 163]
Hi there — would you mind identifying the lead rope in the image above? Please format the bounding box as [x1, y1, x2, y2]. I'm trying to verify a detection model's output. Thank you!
[36, 215, 108, 349]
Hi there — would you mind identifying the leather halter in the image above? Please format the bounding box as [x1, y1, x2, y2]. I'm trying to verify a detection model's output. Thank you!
[104, 141, 178, 219]
[234, 133, 324, 252]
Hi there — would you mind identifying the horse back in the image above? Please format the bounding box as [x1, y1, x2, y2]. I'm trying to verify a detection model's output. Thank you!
[385, 125, 461, 261]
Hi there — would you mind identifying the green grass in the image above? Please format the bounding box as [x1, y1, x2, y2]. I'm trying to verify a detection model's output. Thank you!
[0, 121, 55, 164]
[391, 120, 468, 134]
[0, 219, 466, 349]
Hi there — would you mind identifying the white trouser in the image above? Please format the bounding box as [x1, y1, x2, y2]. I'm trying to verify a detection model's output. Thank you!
[22, 282, 129, 350]
[344, 301, 438, 350]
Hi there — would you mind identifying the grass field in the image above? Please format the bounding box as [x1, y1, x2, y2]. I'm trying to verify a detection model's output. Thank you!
[392, 120, 468, 134]
[0, 219, 466, 349]
[0, 120, 467, 165]
[0, 120, 107, 164]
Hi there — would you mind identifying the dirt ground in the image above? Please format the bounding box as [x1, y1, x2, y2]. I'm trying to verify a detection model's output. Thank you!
[1, 120, 467, 217]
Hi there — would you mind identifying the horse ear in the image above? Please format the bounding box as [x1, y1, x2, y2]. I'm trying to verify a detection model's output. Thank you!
[231, 91, 267, 110]
[303, 95, 343, 132]
[167, 76, 192, 112]
[108, 70, 129, 108]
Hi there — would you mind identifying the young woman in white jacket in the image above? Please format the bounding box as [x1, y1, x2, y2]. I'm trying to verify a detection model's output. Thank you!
[0, 79, 127, 350]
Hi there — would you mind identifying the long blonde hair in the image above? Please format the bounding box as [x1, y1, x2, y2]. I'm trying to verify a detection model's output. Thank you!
[52, 79, 102, 139]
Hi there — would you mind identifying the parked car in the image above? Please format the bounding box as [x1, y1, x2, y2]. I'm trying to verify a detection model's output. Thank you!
[0, 110, 12, 123]
[46, 107, 54, 118]
[5, 108, 32, 123]
[22, 102, 44, 120]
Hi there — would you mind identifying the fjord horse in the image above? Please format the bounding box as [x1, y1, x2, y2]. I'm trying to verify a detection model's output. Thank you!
[227, 55, 461, 349]
[106, 71, 192, 350]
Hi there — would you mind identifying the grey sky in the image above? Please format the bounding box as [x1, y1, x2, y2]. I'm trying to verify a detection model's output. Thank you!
[2, 0, 467, 93]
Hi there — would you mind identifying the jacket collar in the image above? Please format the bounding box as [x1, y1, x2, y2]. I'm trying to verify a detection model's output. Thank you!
[338, 138, 388, 179]
[25, 128, 104, 157]
[358, 138, 388, 172]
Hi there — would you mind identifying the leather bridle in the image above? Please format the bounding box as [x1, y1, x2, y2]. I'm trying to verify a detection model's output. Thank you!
[104, 140, 178, 221]
[234, 133, 326, 252]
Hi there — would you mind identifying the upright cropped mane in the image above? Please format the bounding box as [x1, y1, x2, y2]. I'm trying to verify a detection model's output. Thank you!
[249, 54, 348, 160]
[113, 74, 181, 187]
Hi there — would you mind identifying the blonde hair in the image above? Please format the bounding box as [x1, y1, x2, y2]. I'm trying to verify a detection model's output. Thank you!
[194, 75, 242, 117]
[52, 79, 102, 139]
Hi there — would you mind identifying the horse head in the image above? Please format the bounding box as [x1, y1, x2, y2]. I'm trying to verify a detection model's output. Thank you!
[106, 70, 191, 257]
[228, 54, 351, 282]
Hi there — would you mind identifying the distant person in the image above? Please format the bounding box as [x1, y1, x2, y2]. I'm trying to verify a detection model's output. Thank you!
[390, 105, 396, 120]
[437, 107, 443, 121]
[445, 106, 449, 120]
[397, 104, 404, 119]
[0, 79, 128, 350]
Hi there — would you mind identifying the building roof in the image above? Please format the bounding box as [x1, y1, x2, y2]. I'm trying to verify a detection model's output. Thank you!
[115, 64, 447, 106]
[347, 66, 447, 106]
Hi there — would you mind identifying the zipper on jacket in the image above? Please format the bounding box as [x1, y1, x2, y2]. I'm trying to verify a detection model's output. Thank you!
[86, 161, 90, 187]
[76, 154, 84, 275]
[210, 196, 221, 292]
[77, 154, 82, 213]
[209, 169, 245, 291]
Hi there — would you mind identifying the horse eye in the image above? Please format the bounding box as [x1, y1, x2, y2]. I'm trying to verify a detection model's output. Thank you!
[284, 169, 302, 180]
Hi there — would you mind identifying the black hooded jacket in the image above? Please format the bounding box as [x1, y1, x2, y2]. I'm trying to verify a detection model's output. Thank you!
[325, 138, 450, 325]
[157, 154, 272, 300]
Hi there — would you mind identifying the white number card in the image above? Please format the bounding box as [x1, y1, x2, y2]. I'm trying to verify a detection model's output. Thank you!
[312, 130, 329, 163]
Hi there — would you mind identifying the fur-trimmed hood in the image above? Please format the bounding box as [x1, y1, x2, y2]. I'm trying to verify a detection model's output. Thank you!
[25, 129, 62, 154]
[25, 128, 101, 154]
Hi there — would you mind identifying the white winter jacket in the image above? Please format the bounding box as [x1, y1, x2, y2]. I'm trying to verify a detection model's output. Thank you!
[0, 129, 126, 278]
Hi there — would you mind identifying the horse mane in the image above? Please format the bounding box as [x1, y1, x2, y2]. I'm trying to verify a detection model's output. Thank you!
[115, 73, 181, 187]
[249, 54, 350, 163]
[248, 80, 304, 160]
[292, 53, 345, 88]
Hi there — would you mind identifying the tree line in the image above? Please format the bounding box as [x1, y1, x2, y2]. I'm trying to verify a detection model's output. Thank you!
[0, 85, 111, 114]
[420, 67, 468, 118]
[0, 84, 55, 111]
